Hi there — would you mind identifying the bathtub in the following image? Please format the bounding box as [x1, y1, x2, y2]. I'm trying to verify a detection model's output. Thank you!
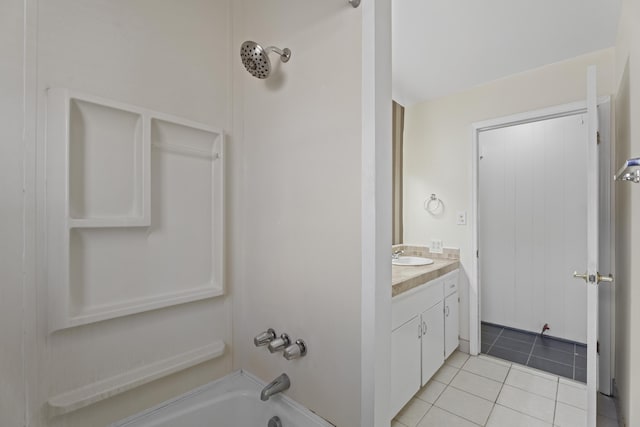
[112, 370, 334, 427]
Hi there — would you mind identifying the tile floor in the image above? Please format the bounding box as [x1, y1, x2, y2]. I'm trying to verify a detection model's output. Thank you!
[481, 322, 587, 383]
[392, 352, 619, 427]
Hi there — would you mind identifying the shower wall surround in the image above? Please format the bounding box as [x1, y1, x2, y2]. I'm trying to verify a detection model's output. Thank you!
[31, 1, 234, 426]
[0, 1, 29, 424]
[229, 1, 391, 426]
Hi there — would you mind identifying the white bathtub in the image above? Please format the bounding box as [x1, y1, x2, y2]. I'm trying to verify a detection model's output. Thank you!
[112, 370, 334, 427]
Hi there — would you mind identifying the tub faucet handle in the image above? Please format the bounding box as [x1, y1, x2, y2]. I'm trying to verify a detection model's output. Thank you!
[268, 334, 290, 353]
[283, 339, 307, 360]
[254, 328, 277, 347]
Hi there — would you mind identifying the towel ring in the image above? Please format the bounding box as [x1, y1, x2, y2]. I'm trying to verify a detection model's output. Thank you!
[424, 194, 444, 215]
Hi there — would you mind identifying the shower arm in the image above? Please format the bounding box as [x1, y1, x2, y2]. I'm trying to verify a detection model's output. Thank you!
[265, 46, 291, 62]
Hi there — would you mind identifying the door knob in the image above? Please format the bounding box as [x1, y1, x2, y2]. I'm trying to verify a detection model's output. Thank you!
[573, 271, 613, 284]
[573, 271, 588, 282]
[597, 273, 613, 283]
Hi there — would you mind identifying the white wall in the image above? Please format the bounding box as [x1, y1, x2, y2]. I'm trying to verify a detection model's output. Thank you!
[0, 1, 27, 425]
[230, 1, 373, 426]
[613, 0, 640, 424]
[403, 48, 615, 349]
[25, 1, 233, 426]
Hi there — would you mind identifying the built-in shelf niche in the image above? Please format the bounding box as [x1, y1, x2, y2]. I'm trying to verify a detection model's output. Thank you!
[46, 89, 224, 331]
[68, 98, 147, 225]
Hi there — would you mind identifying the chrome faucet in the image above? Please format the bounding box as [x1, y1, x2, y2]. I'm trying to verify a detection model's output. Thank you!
[392, 249, 404, 260]
[260, 373, 290, 401]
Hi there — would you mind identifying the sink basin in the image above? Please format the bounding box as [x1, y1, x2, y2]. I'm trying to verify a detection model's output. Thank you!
[392, 256, 434, 266]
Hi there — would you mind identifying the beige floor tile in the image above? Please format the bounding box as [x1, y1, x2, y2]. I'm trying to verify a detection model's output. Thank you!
[487, 404, 553, 427]
[432, 364, 459, 384]
[497, 384, 556, 423]
[415, 380, 447, 404]
[417, 406, 479, 427]
[478, 354, 513, 367]
[395, 355, 611, 427]
[395, 398, 431, 427]
[554, 402, 586, 427]
[450, 369, 503, 402]
[462, 356, 511, 382]
[505, 366, 558, 399]
[557, 382, 587, 410]
[510, 363, 560, 383]
[446, 351, 470, 368]
[434, 386, 494, 426]
[558, 377, 587, 390]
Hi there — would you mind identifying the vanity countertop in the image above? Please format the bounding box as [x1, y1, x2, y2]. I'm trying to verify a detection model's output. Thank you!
[392, 258, 460, 297]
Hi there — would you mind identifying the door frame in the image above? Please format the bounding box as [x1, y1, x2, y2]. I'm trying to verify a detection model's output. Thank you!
[469, 98, 614, 388]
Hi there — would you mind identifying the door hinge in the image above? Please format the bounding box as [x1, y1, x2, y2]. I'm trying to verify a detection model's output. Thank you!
[476, 249, 479, 258]
[597, 131, 601, 145]
[597, 341, 600, 354]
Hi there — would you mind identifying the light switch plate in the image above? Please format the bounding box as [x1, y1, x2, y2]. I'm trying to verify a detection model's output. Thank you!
[431, 239, 443, 254]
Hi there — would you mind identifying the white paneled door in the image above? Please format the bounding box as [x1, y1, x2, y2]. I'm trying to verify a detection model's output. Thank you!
[478, 112, 588, 343]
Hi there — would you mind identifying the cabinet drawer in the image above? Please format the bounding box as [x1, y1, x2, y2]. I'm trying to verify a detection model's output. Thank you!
[443, 270, 459, 296]
[392, 279, 443, 330]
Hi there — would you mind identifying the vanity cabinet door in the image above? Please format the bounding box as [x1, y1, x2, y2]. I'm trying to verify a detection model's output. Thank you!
[444, 292, 459, 358]
[390, 315, 421, 417]
[421, 301, 444, 386]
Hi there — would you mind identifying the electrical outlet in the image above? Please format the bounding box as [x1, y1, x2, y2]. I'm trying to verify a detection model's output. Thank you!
[457, 211, 467, 225]
[431, 239, 443, 254]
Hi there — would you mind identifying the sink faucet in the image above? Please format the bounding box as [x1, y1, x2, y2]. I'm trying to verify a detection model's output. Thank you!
[260, 373, 290, 401]
[392, 249, 404, 260]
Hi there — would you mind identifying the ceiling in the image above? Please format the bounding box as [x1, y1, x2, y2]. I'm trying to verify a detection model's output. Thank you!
[392, 0, 622, 106]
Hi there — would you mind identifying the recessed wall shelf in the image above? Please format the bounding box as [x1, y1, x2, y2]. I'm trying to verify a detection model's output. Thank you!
[614, 157, 640, 183]
[46, 89, 225, 332]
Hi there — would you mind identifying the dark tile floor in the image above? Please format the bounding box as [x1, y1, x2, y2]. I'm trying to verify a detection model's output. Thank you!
[481, 322, 587, 383]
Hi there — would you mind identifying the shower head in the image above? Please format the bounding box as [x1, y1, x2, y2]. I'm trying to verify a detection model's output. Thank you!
[240, 41, 291, 79]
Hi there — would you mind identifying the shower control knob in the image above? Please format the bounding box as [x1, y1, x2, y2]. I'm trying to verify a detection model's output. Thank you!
[268, 334, 291, 353]
[283, 339, 307, 360]
[254, 328, 277, 347]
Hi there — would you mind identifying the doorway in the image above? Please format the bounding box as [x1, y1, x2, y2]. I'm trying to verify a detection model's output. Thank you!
[470, 99, 613, 391]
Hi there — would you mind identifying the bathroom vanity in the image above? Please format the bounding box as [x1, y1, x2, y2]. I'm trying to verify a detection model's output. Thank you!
[390, 249, 460, 417]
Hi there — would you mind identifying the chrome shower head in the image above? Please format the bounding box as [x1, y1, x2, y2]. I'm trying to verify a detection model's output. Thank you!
[240, 41, 291, 79]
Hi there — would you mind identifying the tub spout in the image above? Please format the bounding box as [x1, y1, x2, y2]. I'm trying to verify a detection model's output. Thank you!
[260, 373, 290, 401]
